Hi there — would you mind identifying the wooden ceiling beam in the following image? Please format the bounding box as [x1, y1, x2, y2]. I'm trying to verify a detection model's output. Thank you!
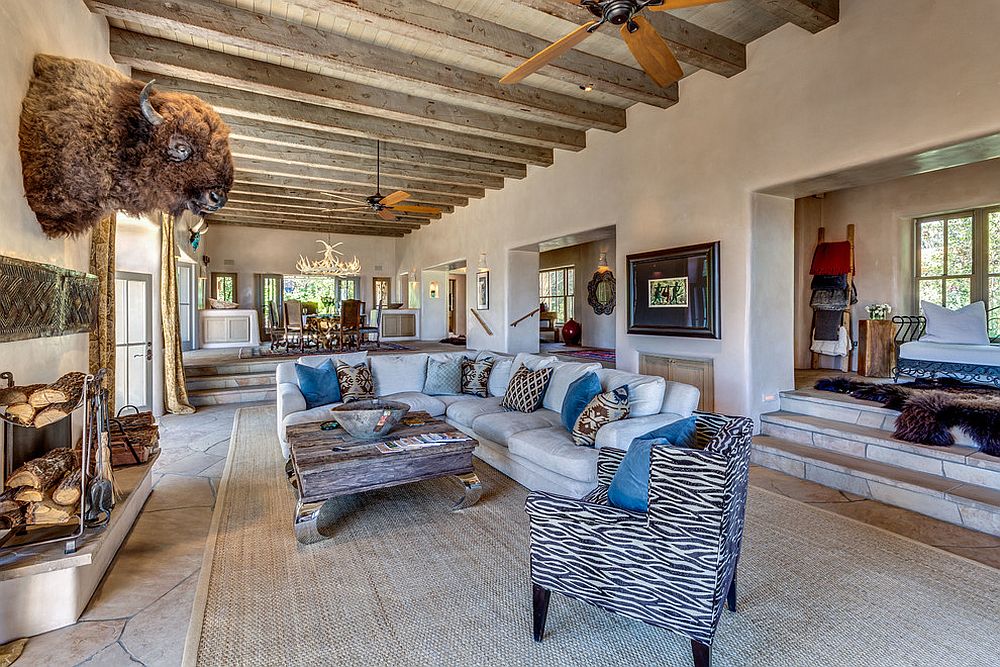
[227, 185, 454, 214]
[87, 0, 618, 131]
[218, 204, 425, 229]
[228, 138, 505, 190]
[207, 216, 407, 238]
[233, 175, 469, 208]
[289, 0, 673, 108]
[515, 0, 746, 78]
[755, 0, 839, 33]
[235, 157, 484, 199]
[110, 29, 603, 146]
[133, 72, 555, 166]
[223, 118, 526, 180]
[226, 194, 441, 220]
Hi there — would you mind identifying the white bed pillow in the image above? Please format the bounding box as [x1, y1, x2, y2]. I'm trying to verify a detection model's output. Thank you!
[920, 300, 989, 345]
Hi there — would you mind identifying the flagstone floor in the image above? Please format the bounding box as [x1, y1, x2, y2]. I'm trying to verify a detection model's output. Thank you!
[10, 402, 1000, 666]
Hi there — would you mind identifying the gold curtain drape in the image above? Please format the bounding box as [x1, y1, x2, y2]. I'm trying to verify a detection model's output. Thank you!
[88, 213, 116, 413]
[160, 212, 195, 414]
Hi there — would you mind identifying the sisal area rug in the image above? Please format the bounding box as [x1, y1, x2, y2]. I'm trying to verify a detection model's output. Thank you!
[185, 407, 1000, 666]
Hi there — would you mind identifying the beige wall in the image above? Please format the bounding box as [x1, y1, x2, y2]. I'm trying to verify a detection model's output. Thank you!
[396, 0, 1000, 417]
[794, 157, 1000, 369]
[203, 226, 397, 310]
[539, 238, 617, 350]
[0, 1, 113, 389]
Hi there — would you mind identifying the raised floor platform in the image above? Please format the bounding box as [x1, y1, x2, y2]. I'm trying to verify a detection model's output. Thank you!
[754, 388, 1000, 537]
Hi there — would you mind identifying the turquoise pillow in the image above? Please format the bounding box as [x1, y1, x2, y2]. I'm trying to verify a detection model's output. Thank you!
[607, 417, 698, 513]
[294, 359, 341, 409]
[560, 371, 602, 432]
[424, 357, 462, 396]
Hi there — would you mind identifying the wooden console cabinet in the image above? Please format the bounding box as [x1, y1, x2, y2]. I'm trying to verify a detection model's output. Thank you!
[639, 353, 715, 412]
[381, 311, 417, 339]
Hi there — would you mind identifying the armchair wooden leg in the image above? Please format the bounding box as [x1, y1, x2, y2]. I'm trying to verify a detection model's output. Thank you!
[726, 571, 737, 612]
[532, 584, 550, 642]
[691, 640, 711, 667]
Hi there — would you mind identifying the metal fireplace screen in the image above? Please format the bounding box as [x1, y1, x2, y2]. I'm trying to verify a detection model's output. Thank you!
[0, 255, 98, 342]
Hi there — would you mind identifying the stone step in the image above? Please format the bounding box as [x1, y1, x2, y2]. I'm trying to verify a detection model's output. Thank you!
[752, 436, 1000, 537]
[188, 385, 276, 406]
[760, 411, 1000, 489]
[186, 372, 275, 391]
[184, 359, 283, 378]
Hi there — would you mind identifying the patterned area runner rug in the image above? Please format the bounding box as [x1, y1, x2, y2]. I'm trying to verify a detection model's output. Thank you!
[185, 407, 1000, 666]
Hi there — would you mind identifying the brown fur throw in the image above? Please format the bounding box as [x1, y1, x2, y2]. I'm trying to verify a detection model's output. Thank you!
[19, 55, 233, 237]
[815, 377, 1000, 456]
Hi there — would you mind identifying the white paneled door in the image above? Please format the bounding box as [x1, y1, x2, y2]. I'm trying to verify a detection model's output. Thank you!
[115, 272, 153, 412]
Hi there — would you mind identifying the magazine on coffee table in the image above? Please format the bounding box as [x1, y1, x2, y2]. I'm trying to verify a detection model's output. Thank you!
[375, 431, 472, 454]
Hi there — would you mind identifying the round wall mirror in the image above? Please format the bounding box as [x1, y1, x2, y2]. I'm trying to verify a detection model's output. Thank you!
[587, 270, 616, 315]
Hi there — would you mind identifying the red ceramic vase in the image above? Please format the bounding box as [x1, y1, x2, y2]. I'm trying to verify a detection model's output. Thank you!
[561, 318, 581, 346]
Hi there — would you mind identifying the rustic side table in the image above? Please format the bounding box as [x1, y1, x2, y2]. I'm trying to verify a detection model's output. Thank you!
[858, 319, 895, 378]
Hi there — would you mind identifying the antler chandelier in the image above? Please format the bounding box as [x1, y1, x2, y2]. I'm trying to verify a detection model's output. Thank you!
[296, 240, 362, 277]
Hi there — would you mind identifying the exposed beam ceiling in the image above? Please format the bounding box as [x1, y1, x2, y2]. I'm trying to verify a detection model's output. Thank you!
[85, 0, 837, 237]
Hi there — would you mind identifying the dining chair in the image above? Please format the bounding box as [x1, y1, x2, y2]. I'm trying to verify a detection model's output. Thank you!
[339, 299, 363, 351]
[359, 301, 383, 350]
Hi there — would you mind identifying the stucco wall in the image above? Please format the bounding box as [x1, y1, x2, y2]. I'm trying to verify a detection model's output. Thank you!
[0, 2, 113, 392]
[795, 158, 1000, 369]
[395, 0, 1000, 416]
[203, 226, 397, 311]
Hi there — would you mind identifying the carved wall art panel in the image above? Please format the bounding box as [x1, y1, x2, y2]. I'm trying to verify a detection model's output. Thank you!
[0, 255, 99, 343]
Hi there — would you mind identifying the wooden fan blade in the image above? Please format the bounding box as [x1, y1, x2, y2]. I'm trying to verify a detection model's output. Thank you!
[500, 21, 598, 85]
[320, 191, 365, 204]
[377, 209, 397, 221]
[390, 204, 441, 215]
[379, 191, 411, 207]
[620, 16, 684, 88]
[650, 0, 730, 10]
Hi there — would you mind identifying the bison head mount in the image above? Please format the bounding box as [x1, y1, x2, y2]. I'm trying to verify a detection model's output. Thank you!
[19, 55, 234, 238]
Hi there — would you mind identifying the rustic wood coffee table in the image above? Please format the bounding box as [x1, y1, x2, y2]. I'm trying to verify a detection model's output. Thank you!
[286, 411, 482, 544]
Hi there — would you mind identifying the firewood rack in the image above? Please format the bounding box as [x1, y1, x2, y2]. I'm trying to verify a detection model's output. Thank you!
[0, 369, 106, 555]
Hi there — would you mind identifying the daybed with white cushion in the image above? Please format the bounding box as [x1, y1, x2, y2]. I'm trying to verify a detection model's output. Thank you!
[895, 301, 1000, 387]
[275, 350, 700, 497]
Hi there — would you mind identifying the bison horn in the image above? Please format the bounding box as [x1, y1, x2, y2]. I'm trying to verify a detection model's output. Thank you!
[139, 80, 165, 126]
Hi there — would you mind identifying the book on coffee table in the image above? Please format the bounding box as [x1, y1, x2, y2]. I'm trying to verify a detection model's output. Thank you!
[376, 431, 471, 454]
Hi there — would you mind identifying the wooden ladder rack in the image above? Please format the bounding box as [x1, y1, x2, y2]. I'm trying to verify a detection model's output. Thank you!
[810, 224, 856, 373]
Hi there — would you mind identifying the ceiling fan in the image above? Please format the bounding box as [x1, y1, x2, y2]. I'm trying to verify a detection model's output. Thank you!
[320, 141, 442, 221]
[501, 0, 728, 88]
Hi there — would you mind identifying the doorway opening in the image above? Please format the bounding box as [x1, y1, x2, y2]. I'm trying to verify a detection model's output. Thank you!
[425, 259, 468, 342]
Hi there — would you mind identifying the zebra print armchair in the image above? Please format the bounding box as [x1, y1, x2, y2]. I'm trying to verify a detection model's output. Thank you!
[525, 411, 754, 667]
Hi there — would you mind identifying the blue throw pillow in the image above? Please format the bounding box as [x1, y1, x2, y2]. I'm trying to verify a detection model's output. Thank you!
[607, 417, 698, 513]
[294, 359, 341, 409]
[560, 371, 603, 432]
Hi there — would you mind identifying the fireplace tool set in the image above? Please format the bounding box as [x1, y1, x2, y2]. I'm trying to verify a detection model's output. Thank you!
[0, 369, 114, 555]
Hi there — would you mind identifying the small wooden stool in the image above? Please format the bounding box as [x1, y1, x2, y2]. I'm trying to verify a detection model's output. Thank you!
[858, 319, 895, 378]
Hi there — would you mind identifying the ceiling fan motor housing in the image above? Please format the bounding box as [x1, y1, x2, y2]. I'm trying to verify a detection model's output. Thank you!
[588, 0, 649, 25]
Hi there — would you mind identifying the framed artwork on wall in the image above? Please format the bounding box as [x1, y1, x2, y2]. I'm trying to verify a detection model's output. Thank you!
[476, 271, 490, 310]
[626, 241, 720, 339]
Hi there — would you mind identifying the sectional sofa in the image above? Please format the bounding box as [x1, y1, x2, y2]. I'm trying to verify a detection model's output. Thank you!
[275, 350, 700, 497]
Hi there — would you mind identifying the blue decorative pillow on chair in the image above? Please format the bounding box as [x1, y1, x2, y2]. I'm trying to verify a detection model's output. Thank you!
[560, 371, 602, 431]
[607, 417, 698, 513]
[294, 359, 341, 409]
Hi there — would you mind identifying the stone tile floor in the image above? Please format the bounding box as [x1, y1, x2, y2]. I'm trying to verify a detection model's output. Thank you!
[12, 406, 1000, 666]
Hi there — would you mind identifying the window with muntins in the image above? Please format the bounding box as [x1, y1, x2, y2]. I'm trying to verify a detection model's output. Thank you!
[539, 266, 575, 325]
[915, 206, 1000, 338]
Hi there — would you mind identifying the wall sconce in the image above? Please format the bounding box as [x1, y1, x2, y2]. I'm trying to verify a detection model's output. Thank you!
[477, 252, 488, 271]
[429, 280, 440, 298]
[596, 251, 610, 273]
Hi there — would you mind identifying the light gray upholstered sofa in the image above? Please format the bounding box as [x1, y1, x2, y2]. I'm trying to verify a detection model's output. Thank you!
[275, 350, 700, 497]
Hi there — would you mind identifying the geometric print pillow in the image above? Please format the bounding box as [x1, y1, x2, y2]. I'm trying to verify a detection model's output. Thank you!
[461, 357, 494, 398]
[572, 385, 630, 446]
[500, 364, 553, 413]
[335, 361, 375, 403]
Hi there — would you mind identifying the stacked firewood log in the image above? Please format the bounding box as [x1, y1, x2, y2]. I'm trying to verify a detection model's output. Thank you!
[109, 411, 160, 467]
[0, 372, 86, 428]
[0, 448, 80, 529]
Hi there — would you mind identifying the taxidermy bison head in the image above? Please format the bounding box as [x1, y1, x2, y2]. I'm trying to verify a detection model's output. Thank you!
[19, 55, 233, 237]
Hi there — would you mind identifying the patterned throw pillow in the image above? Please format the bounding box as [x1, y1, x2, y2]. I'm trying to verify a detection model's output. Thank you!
[336, 361, 375, 403]
[424, 357, 462, 396]
[572, 386, 630, 446]
[461, 358, 494, 397]
[500, 364, 553, 413]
